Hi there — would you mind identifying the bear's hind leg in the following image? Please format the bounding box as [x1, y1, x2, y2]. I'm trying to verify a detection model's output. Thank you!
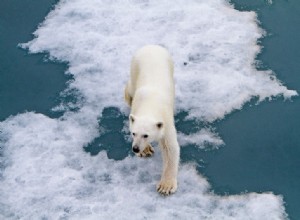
[124, 83, 133, 107]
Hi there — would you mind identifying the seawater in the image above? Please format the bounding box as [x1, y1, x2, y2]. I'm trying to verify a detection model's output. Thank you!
[206, 1, 300, 219]
[0, 0, 299, 219]
[0, 0, 68, 121]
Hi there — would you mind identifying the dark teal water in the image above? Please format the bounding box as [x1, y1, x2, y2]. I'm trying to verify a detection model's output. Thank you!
[204, 1, 300, 219]
[0, 0, 68, 121]
[1, 0, 299, 219]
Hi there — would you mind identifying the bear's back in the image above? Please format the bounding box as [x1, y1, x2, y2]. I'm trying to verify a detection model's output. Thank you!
[131, 45, 174, 92]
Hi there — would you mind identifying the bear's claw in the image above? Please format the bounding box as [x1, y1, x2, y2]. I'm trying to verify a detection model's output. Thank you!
[137, 144, 154, 157]
[156, 179, 177, 195]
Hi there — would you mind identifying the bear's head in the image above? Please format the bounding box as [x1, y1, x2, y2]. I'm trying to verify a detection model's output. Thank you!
[129, 114, 164, 154]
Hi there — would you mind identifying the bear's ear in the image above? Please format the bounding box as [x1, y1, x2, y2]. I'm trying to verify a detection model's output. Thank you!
[129, 114, 135, 123]
[156, 122, 163, 129]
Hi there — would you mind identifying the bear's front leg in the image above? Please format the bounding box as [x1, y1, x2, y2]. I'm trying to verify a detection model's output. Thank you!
[137, 144, 154, 157]
[157, 130, 180, 195]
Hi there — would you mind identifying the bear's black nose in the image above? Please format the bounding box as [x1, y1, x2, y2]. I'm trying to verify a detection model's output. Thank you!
[132, 145, 140, 153]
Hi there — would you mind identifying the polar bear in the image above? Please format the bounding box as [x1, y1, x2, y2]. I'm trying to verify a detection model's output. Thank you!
[124, 45, 180, 195]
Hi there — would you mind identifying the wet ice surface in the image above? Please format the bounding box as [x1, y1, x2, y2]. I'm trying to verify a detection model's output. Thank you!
[22, 0, 295, 122]
[0, 0, 297, 219]
[0, 113, 287, 219]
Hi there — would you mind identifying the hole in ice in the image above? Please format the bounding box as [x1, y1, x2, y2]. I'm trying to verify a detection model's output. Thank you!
[84, 107, 130, 159]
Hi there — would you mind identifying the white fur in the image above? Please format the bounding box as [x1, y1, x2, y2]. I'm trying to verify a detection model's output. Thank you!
[125, 45, 180, 195]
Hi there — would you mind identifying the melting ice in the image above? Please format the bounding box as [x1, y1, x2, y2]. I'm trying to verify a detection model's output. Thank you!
[0, 0, 296, 219]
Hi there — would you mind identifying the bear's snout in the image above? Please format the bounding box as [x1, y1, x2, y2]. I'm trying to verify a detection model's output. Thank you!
[132, 145, 140, 153]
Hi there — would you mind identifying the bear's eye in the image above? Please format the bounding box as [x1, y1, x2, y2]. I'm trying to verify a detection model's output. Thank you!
[143, 134, 148, 138]
[132, 133, 136, 136]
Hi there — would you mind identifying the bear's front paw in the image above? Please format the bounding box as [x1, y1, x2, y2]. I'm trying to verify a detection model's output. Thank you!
[137, 144, 154, 157]
[156, 178, 177, 195]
